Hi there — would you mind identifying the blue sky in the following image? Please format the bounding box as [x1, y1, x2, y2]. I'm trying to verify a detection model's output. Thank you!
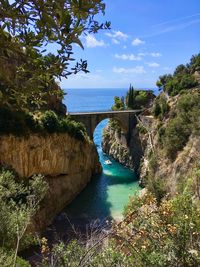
[61, 0, 200, 89]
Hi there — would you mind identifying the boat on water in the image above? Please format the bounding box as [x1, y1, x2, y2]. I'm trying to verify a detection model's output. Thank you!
[104, 159, 112, 165]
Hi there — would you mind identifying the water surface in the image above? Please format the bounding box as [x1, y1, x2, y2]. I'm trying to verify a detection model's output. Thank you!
[54, 89, 141, 228]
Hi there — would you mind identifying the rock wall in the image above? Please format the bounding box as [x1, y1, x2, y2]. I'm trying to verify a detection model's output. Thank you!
[0, 133, 102, 231]
[101, 121, 143, 174]
[140, 128, 200, 196]
[139, 91, 200, 197]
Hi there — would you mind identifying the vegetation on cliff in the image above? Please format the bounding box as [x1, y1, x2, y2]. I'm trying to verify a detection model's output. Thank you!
[126, 85, 155, 109]
[0, 168, 47, 266]
[111, 85, 155, 112]
[0, 108, 87, 141]
[156, 54, 200, 96]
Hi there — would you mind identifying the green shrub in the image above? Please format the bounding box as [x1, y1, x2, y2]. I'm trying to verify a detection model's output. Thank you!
[0, 168, 47, 249]
[146, 175, 166, 203]
[120, 190, 200, 267]
[164, 116, 190, 160]
[24, 113, 42, 133]
[0, 108, 88, 141]
[136, 124, 147, 134]
[156, 54, 199, 96]
[153, 101, 161, 117]
[59, 118, 87, 141]
[153, 94, 169, 119]
[160, 91, 200, 160]
[40, 110, 60, 133]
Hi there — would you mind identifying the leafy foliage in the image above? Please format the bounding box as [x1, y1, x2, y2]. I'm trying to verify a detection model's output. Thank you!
[156, 54, 200, 96]
[0, 108, 87, 141]
[120, 189, 200, 267]
[111, 96, 125, 111]
[159, 91, 200, 160]
[153, 94, 170, 119]
[0, 168, 48, 266]
[38, 178, 200, 267]
[126, 85, 152, 109]
[0, 0, 110, 111]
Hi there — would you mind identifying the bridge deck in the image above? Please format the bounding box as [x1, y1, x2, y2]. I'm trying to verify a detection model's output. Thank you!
[68, 109, 142, 115]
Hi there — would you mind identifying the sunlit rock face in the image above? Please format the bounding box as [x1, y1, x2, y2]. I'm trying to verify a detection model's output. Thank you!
[0, 133, 102, 231]
[101, 123, 143, 174]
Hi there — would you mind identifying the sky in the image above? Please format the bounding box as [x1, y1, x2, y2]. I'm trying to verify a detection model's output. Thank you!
[60, 0, 200, 89]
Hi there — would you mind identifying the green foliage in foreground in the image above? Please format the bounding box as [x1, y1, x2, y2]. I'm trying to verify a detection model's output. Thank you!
[0, 0, 110, 111]
[37, 174, 200, 267]
[156, 54, 200, 96]
[158, 90, 200, 160]
[0, 168, 48, 266]
[0, 109, 87, 141]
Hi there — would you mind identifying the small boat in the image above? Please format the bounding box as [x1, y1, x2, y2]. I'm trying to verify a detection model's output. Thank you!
[104, 160, 112, 165]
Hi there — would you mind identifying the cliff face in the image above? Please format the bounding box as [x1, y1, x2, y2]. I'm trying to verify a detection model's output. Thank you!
[139, 90, 200, 197]
[102, 89, 200, 198]
[101, 122, 143, 173]
[0, 133, 101, 231]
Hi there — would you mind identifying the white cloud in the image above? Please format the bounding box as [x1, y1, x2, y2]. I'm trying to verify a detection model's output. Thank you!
[138, 52, 146, 56]
[105, 30, 128, 41]
[112, 38, 120, 44]
[147, 62, 160, 68]
[113, 66, 146, 74]
[85, 34, 106, 48]
[115, 53, 142, 61]
[150, 52, 162, 57]
[132, 38, 145, 46]
[137, 52, 162, 57]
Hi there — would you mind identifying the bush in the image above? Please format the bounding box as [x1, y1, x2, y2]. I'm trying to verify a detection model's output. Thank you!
[0, 108, 88, 141]
[160, 91, 200, 160]
[0, 167, 47, 266]
[156, 54, 199, 96]
[163, 116, 190, 160]
[40, 110, 60, 133]
[153, 94, 169, 119]
[120, 190, 200, 267]
[146, 175, 167, 203]
[59, 118, 87, 141]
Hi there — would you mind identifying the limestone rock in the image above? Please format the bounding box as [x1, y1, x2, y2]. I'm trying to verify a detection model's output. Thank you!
[0, 133, 102, 231]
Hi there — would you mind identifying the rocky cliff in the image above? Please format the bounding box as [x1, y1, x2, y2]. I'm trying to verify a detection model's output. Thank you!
[101, 121, 143, 174]
[139, 89, 200, 197]
[102, 88, 200, 199]
[0, 133, 101, 231]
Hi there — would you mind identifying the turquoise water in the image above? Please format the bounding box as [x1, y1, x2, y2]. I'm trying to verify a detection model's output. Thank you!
[59, 88, 141, 224]
[63, 119, 140, 223]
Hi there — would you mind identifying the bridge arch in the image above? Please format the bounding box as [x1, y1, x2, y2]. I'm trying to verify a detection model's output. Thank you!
[69, 110, 141, 141]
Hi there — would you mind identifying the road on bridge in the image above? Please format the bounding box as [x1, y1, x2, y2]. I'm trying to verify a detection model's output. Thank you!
[67, 109, 142, 115]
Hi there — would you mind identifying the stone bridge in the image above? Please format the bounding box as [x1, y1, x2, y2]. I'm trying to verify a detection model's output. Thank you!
[69, 110, 142, 140]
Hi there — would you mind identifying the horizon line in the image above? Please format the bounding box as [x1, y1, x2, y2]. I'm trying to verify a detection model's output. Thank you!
[62, 87, 157, 90]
